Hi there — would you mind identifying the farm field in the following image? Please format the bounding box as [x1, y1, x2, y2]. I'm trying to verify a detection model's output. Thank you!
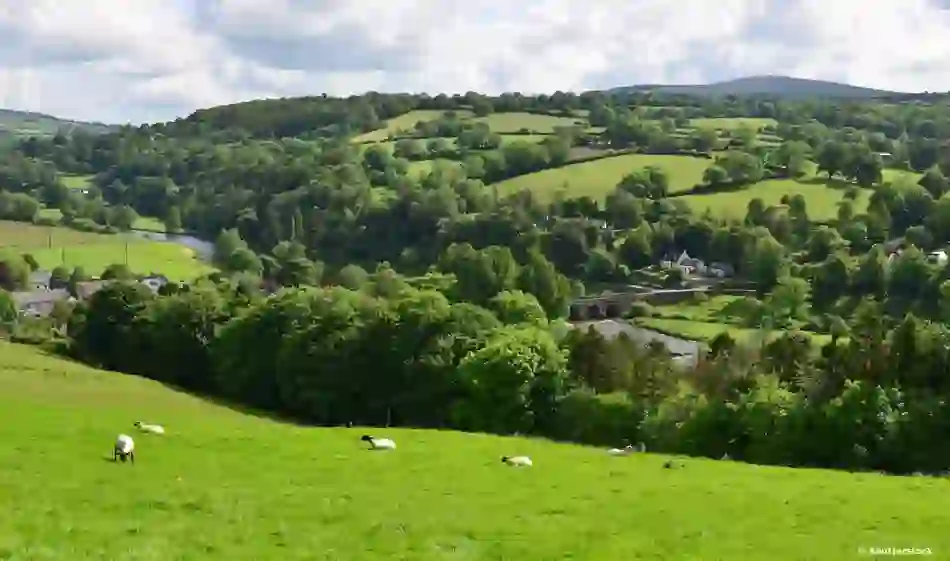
[469, 112, 588, 133]
[689, 117, 777, 130]
[678, 178, 872, 221]
[1, 340, 946, 561]
[636, 317, 833, 346]
[0, 221, 210, 280]
[352, 110, 473, 143]
[494, 154, 711, 202]
[639, 295, 833, 345]
[60, 174, 94, 190]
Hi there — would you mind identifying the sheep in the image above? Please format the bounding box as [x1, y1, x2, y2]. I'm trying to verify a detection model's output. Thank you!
[361, 435, 396, 450]
[608, 442, 646, 455]
[114, 434, 135, 464]
[501, 455, 533, 467]
[134, 421, 165, 435]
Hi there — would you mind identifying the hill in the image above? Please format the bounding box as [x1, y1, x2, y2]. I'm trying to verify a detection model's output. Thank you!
[0, 108, 118, 138]
[609, 75, 906, 99]
[0, 340, 946, 560]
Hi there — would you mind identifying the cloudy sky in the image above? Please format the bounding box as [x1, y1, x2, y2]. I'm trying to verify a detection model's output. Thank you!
[2, 0, 950, 125]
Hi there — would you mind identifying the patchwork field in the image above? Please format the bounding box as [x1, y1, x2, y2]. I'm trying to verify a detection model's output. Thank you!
[0, 221, 210, 280]
[469, 112, 588, 133]
[0, 340, 946, 560]
[60, 174, 94, 190]
[678, 178, 872, 221]
[494, 154, 711, 202]
[689, 117, 777, 131]
[637, 295, 833, 346]
[353, 110, 474, 143]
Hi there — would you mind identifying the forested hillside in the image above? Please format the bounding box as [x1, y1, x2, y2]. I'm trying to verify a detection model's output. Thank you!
[4, 86, 950, 476]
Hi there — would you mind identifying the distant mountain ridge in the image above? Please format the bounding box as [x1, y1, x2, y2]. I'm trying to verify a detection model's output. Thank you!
[0, 108, 118, 138]
[607, 75, 915, 99]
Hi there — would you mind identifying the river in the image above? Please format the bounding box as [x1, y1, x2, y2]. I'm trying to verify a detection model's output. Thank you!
[569, 319, 702, 366]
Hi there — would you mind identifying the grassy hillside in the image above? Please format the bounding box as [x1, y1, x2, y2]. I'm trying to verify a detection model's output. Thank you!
[0, 221, 211, 280]
[1, 340, 947, 560]
[609, 76, 903, 99]
[0, 108, 117, 137]
[495, 154, 710, 202]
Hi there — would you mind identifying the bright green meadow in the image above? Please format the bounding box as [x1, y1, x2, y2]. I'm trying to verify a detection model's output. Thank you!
[0, 341, 946, 560]
[0, 221, 211, 280]
[494, 154, 710, 202]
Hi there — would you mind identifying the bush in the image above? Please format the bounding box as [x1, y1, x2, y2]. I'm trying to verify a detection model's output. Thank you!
[549, 390, 644, 446]
[627, 302, 655, 318]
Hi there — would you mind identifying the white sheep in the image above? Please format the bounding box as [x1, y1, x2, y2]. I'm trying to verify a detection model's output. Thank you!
[607, 442, 646, 456]
[361, 435, 396, 450]
[134, 421, 165, 435]
[114, 434, 135, 464]
[501, 455, 533, 467]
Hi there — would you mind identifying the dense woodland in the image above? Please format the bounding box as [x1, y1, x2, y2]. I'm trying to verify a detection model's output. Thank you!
[4, 89, 950, 475]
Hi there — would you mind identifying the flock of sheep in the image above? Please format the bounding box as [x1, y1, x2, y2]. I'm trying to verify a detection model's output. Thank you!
[113, 424, 659, 468]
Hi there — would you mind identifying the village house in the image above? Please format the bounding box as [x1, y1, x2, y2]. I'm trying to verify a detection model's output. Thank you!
[660, 251, 734, 279]
[28, 270, 53, 291]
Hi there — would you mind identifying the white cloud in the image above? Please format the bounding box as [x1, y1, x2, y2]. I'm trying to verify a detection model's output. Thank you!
[1, 0, 950, 124]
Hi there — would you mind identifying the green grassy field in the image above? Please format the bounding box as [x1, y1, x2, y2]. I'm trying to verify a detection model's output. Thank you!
[406, 158, 465, 179]
[0, 221, 210, 280]
[678, 178, 872, 221]
[352, 110, 475, 143]
[637, 317, 834, 346]
[469, 112, 587, 133]
[494, 154, 710, 202]
[60, 174, 95, 189]
[0, 340, 946, 560]
[689, 118, 777, 131]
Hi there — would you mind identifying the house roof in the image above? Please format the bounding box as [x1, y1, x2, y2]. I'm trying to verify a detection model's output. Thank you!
[29, 270, 52, 283]
[75, 280, 109, 299]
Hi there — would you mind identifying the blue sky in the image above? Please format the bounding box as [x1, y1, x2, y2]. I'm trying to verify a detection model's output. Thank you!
[2, 0, 950, 124]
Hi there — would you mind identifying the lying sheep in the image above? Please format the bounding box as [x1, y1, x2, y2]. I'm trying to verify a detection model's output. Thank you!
[114, 434, 135, 464]
[134, 422, 165, 435]
[361, 435, 396, 450]
[501, 455, 533, 467]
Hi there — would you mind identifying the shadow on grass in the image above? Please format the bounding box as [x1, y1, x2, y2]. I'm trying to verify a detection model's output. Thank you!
[798, 176, 855, 190]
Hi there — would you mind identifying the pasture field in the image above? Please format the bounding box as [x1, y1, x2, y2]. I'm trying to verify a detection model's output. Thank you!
[1, 340, 947, 560]
[406, 158, 465, 179]
[352, 110, 473, 143]
[494, 154, 711, 202]
[689, 117, 777, 130]
[469, 112, 588, 133]
[60, 174, 94, 189]
[678, 178, 872, 221]
[0, 221, 210, 280]
[636, 317, 834, 346]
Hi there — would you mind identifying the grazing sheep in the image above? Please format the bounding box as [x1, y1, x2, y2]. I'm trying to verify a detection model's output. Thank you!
[361, 435, 396, 450]
[501, 455, 533, 467]
[114, 434, 135, 464]
[134, 421, 165, 435]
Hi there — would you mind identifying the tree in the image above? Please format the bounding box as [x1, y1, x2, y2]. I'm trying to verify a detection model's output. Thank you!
[453, 326, 569, 434]
[101, 263, 134, 280]
[919, 166, 949, 199]
[766, 276, 810, 324]
[0, 289, 16, 324]
[109, 205, 138, 231]
[164, 206, 183, 233]
[69, 282, 154, 372]
[703, 164, 729, 186]
[816, 141, 848, 178]
[489, 290, 547, 325]
[0, 252, 29, 291]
